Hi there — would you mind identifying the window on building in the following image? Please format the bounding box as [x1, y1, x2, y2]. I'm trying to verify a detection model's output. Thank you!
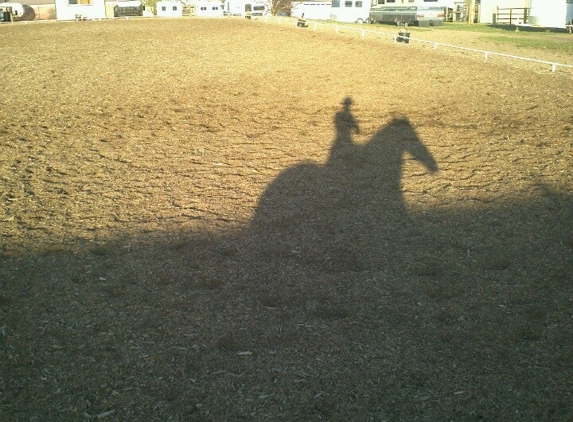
[68, 0, 92, 5]
[356, 1, 362, 7]
[344, 0, 352, 6]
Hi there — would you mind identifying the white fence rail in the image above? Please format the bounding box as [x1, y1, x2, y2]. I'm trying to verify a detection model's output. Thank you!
[263, 16, 573, 74]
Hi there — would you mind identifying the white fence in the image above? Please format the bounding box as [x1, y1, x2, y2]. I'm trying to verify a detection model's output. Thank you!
[262, 16, 573, 74]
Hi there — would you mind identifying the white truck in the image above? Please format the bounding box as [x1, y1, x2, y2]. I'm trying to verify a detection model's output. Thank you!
[245, 0, 268, 18]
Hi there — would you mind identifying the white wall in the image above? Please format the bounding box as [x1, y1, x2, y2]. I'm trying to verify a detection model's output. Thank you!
[291, 2, 331, 20]
[224, 0, 245, 15]
[479, 0, 529, 24]
[195, 1, 223, 16]
[529, 0, 569, 28]
[156, 0, 183, 16]
[55, 0, 106, 20]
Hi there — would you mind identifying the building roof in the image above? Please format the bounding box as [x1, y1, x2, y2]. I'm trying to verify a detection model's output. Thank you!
[17, 0, 55, 5]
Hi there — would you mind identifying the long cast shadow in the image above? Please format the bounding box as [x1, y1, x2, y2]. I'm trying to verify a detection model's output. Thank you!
[2, 98, 572, 420]
[246, 97, 437, 273]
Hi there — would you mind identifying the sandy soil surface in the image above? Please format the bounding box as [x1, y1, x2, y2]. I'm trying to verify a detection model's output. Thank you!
[1, 17, 572, 421]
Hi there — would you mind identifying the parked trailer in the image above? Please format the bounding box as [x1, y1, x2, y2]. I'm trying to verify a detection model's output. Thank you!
[114, 0, 143, 17]
[330, 0, 371, 23]
[245, 0, 268, 18]
[291, 1, 331, 20]
[0, 2, 24, 21]
[528, 0, 573, 29]
[369, 5, 445, 26]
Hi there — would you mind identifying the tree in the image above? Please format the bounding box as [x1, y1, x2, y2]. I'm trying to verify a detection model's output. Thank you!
[270, 0, 292, 16]
[142, 0, 159, 14]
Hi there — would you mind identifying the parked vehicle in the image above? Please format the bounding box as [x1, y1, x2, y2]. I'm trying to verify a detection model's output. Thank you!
[245, 1, 267, 18]
[113, 0, 143, 17]
[330, 0, 370, 23]
[369, 5, 445, 26]
[528, 0, 573, 29]
[291, 1, 331, 21]
[0, 2, 24, 21]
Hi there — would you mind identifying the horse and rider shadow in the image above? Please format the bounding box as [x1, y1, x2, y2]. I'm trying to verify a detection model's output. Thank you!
[245, 96, 438, 273]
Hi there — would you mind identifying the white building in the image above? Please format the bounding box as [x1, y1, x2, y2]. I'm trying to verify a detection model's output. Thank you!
[54, 0, 106, 20]
[156, 0, 183, 16]
[224, 0, 245, 15]
[195, 0, 223, 16]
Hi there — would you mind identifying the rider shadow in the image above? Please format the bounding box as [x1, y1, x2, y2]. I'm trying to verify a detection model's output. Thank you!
[245, 97, 438, 274]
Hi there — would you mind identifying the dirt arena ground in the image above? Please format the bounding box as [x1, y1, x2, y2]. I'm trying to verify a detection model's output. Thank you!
[1, 17, 572, 421]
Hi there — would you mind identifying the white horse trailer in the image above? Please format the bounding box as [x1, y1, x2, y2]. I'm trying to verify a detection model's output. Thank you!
[529, 0, 573, 29]
[330, 0, 371, 23]
[245, 0, 269, 17]
[0, 2, 24, 20]
[291, 1, 332, 20]
[369, 4, 445, 26]
[330, 0, 454, 24]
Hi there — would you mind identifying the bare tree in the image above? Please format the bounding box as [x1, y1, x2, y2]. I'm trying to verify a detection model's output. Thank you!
[270, 0, 292, 16]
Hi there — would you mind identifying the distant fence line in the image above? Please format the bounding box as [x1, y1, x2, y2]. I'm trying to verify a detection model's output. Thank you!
[263, 16, 573, 74]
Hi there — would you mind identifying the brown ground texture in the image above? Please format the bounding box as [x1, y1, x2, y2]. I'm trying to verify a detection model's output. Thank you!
[1, 17, 572, 421]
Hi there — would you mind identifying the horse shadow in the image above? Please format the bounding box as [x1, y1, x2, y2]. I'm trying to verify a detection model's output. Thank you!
[244, 97, 438, 273]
